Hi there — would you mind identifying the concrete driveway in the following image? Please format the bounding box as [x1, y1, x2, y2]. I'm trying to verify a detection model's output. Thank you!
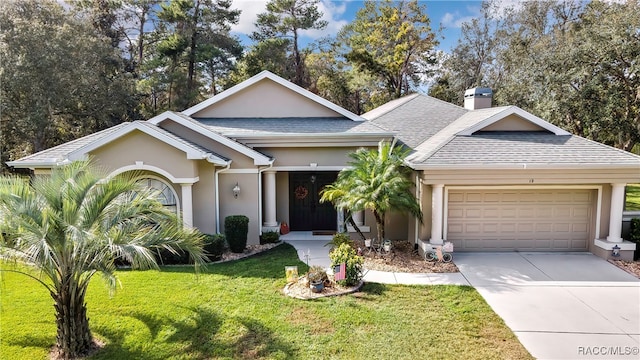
[454, 252, 640, 359]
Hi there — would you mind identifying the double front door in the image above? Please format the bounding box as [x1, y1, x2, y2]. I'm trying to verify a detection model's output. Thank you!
[289, 172, 337, 231]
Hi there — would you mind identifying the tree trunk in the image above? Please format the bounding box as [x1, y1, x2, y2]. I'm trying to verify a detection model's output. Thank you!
[346, 212, 366, 241]
[373, 210, 385, 242]
[52, 285, 93, 359]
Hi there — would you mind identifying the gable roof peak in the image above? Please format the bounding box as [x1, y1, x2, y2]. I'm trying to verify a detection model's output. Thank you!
[457, 106, 570, 136]
[181, 70, 364, 121]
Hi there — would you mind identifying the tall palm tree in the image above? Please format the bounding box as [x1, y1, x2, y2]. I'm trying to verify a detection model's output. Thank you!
[320, 140, 422, 243]
[0, 160, 206, 359]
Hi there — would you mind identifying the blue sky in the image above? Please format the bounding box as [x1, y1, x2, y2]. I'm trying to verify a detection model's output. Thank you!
[231, 0, 487, 52]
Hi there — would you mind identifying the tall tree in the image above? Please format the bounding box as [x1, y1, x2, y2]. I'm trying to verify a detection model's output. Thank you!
[0, 161, 206, 359]
[320, 140, 422, 243]
[0, 0, 136, 166]
[339, 0, 438, 107]
[250, 0, 327, 86]
[433, 0, 639, 151]
[428, 0, 506, 105]
[155, 0, 241, 109]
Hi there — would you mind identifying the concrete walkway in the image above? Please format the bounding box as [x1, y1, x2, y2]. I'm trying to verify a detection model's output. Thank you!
[283, 235, 640, 359]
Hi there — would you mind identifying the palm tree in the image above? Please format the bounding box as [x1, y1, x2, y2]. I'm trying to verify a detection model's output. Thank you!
[0, 160, 206, 359]
[320, 140, 422, 243]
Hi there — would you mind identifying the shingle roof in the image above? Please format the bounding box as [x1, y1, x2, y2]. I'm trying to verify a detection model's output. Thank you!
[363, 94, 468, 148]
[414, 131, 640, 168]
[195, 118, 391, 136]
[6, 123, 130, 166]
[7, 121, 229, 167]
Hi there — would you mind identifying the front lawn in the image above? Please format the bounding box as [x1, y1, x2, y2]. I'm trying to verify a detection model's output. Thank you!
[626, 184, 640, 211]
[1, 244, 532, 359]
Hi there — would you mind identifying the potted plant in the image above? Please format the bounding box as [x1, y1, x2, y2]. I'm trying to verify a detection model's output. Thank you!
[307, 265, 327, 293]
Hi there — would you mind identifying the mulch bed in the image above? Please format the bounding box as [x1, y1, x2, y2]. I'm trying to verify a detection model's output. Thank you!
[609, 259, 640, 278]
[353, 239, 459, 273]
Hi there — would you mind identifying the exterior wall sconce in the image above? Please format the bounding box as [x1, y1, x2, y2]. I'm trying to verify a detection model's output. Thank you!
[612, 244, 620, 257]
[233, 182, 240, 198]
[310, 175, 316, 183]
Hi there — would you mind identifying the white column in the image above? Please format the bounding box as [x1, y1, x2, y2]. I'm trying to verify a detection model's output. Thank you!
[263, 171, 278, 227]
[180, 183, 193, 228]
[352, 211, 364, 226]
[607, 183, 626, 243]
[431, 184, 444, 245]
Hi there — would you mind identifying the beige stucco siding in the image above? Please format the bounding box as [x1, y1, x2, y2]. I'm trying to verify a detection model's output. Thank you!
[90, 131, 198, 179]
[192, 80, 343, 118]
[219, 173, 260, 245]
[480, 114, 547, 132]
[192, 162, 216, 234]
[276, 172, 289, 225]
[422, 168, 640, 185]
[159, 121, 256, 168]
[260, 147, 359, 168]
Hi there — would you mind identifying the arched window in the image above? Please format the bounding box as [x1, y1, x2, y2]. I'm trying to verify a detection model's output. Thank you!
[137, 178, 178, 214]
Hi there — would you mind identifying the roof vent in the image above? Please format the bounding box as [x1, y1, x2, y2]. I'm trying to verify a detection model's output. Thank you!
[464, 87, 492, 110]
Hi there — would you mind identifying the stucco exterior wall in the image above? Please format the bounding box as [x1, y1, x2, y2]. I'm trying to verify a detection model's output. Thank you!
[480, 114, 547, 132]
[261, 147, 355, 168]
[219, 173, 260, 245]
[276, 172, 289, 225]
[91, 131, 198, 179]
[422, 168, 640, 185]
[192, 80, 343, 118]
[192, 162, 216, 234]
[419, 183, 433, 241]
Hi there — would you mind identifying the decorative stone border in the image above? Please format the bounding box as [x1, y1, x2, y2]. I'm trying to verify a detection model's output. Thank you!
[283, 280, 364, 300]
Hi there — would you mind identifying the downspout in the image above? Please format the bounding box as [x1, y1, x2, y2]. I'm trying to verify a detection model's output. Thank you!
[214, 161, 232, 234]
[415, 173, 422, 246]
[258, 160, 275, 235]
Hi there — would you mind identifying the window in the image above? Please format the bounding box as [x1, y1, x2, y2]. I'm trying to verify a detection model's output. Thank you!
[138, 178, 178, 214]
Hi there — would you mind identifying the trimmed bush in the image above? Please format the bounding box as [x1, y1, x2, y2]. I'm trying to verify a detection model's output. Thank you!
[225, 215, 249, 253]
[203, 234, 226, 261]
[329, 243, 364, 286]
[260, 230, 280, 244]
[325, 232, 353, 249]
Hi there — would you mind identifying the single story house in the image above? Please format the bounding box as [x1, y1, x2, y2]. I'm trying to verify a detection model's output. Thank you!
[7, 72, 640, 260]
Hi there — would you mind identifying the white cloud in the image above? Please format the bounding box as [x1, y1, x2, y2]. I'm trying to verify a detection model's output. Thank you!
[231, 0, 349, 40]
[441, 11, 475, 29]
[231, 0, 268, 35]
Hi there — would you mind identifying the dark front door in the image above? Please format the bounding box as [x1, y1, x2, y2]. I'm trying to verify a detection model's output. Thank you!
[289, 172, 337, 231]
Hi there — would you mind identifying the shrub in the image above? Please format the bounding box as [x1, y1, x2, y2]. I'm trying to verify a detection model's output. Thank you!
[306, 265, 328, 284]
[329, 243, 364, 286]
[157, 248, 190, 265]
[260, 230, 280, 244]
[225, 215, 249, 253]
[203, 234, 226, 261]
[325, 232, 353, 249]
[630, 218, 640, 260]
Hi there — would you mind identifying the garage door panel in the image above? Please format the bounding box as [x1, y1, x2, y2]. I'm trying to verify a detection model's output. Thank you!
[447, 189, 593, 251]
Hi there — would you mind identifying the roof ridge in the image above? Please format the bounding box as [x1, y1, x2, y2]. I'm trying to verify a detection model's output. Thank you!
[361, 93, 420, 120]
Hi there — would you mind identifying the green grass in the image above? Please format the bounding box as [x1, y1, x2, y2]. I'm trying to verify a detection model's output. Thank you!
[1, 244, 532, 359]
[626, 184, 640, 211]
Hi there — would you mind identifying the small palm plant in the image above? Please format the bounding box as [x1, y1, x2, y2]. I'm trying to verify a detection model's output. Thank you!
[0, 160, 206, 359]
[320, 139, 422, 243]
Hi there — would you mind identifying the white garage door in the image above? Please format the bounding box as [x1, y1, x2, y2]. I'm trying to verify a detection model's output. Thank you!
[447, 189, 594, 251]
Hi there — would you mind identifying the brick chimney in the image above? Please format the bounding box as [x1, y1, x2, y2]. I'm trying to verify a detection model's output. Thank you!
[464, 87, 492, 110]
